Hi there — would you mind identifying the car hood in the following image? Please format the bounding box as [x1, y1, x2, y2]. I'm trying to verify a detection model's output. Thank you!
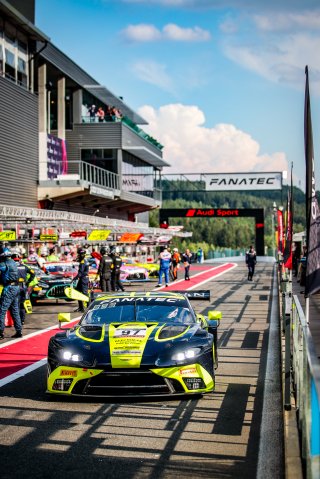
[52, 322, 212, 367]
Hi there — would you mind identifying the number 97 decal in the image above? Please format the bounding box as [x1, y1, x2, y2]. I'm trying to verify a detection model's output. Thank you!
[114, 328, 147, 338]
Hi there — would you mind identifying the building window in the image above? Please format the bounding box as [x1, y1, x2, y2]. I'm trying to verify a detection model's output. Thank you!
[81, 149, 117, 173]
[17, 57, 27, 86]
[5, 48, 15, 80]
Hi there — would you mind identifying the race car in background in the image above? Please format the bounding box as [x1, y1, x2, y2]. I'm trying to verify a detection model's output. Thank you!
[122, 257, 159, 278]
[47, 290, 221, 397]
[120, 264, 149, 282]
[42, 262, 78, 279]
[27, 265, 74, 304]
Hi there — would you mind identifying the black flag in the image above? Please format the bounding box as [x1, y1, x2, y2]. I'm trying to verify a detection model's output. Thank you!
[304, 66, 320, 296]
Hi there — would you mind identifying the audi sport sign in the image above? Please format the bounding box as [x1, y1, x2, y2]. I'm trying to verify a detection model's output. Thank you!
[204, 172, 282, 191]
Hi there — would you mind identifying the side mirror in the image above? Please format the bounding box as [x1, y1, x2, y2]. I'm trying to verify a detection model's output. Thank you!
[58, 312, 71, 329]
[208, 310, 222, 321]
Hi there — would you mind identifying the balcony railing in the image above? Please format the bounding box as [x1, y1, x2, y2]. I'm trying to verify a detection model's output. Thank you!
[80, 161, 120, 190]
[41, 161, 162, 202]
[81, 115, 163, 151]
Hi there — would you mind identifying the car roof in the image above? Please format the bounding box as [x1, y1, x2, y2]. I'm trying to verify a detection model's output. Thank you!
[94, 291, 188, 302]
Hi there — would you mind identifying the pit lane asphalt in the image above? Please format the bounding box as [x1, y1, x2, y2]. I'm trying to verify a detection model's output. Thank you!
[0, 261, 283, 479]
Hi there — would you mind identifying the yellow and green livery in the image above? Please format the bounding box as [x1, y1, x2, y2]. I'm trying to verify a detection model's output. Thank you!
[47, 290, 221, 397]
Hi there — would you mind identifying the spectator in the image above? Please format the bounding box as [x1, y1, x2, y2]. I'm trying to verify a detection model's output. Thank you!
[171, 248, 181, 281]
[88, 104, 97, 122]
[47, 247, 59, 262]
[156, 246, 172, 287]
[105, 106, 113, 122]
[196, 247, 203, 263]
[97, 106, 105, 122]
[181, 248, 192, 281]
[245, 245, 257, 281]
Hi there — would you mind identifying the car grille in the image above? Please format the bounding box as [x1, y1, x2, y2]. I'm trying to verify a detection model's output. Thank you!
[47, 284, 68, 298]
[71, 369, 184, 396]
[125, 272, 147, 280]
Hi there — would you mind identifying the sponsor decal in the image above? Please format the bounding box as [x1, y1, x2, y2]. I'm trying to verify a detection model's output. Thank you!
[185, 209, 239, 218]
[114, 327, 147, 338]
[180, 368, 197, 375]
[60, 369, 77, 377]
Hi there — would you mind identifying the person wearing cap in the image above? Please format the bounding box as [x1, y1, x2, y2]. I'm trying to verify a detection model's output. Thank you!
[0, 248, 23, 339]
[156, 246, 172, 287]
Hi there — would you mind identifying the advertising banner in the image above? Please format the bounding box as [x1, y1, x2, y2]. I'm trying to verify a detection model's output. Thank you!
[204, 172, 282, 191]
[0, 231, 16, 241]
[47, 134, 68, 179]
[88, 230, 111, 241]
[40, 234, 58, 241]
[122, 175, 153, 192]
[118, 233, 143, 243]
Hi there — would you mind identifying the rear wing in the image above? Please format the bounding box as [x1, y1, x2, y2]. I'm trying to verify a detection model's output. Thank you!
[170, 290, 210, 301]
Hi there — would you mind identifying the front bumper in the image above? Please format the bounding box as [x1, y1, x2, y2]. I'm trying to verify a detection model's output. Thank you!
[47, 363, 214, 397]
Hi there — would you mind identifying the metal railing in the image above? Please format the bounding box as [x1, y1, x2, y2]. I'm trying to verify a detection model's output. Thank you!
[79, 161, 120, 191]
[280, 263, 320, 479]
[291, 295, 320, 478]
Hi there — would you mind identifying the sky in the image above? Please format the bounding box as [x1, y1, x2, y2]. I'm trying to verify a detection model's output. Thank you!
[36, 0, 320, 191]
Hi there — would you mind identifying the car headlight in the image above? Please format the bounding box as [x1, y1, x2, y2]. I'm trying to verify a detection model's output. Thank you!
[62, 351, 82, 362]
[172, 348, 201, 361]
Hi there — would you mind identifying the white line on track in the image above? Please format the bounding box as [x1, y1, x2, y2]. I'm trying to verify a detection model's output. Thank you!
[0, 358, 47, 387]
[153, 263, 237, 290]
[0, 316, 81, 349]
[0, 316, 81, 387]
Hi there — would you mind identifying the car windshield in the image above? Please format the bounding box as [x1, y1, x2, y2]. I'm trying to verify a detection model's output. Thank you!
[82, 299, 195, 325]
[45, 263, 76, 273]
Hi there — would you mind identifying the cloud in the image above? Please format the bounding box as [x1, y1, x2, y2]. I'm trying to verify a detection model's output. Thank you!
[122, 24, 161, 42]
[223, 33, 320, 92]
[131, 60, 174, 92]
[163, 24, 211, 41]
[121, 0, 320, 10]
[122, 23, 211, 42]
[253, 10, 320, 31]
[138, 103, 287, 174]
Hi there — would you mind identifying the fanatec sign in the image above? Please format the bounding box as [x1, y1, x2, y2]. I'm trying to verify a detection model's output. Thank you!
[204, 172, 282, 191]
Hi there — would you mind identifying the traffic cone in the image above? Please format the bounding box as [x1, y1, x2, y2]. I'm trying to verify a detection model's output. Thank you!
[5, 310, 14, 327]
